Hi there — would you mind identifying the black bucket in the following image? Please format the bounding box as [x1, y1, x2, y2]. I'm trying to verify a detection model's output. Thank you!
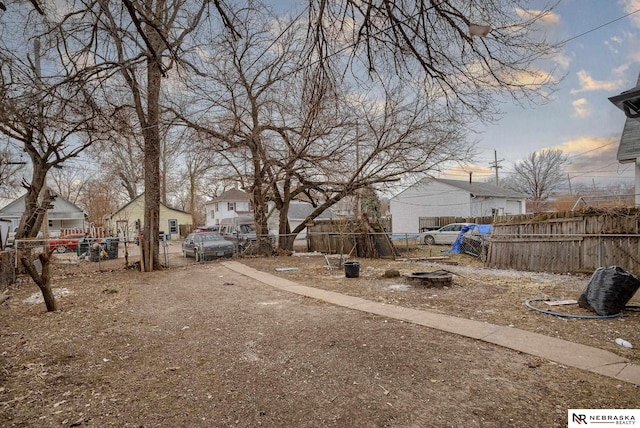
[344, 261, 360, 278]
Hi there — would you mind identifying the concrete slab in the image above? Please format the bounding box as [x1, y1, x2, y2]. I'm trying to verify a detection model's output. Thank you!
[223, 261, 640, 386]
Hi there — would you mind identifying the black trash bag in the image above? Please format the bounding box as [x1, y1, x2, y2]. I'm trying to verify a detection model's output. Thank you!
[578, 266, 640, 316]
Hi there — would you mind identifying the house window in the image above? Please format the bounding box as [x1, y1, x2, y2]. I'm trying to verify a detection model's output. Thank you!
[214, 203, 219, 212]
[168, 219, 178, 234]
[228, 202, 236, 211]
[248, 201, 253, 211]
[211, 211, 215, 220]
[48, 220, 53, 228]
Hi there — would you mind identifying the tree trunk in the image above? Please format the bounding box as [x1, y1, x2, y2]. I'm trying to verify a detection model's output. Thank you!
[189, 171, 196, 223]
[250, 154, 271, 255]
[278, 199, 293, 250]
[17, 159, 50, 240]
[21, 250, 56, 312]
[142, 22, 163, 272]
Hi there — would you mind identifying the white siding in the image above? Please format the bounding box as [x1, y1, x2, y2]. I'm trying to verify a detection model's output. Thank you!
[390, 181, 470, 234]
[506, 199, 524, 215]
[205, 200, 252, 226]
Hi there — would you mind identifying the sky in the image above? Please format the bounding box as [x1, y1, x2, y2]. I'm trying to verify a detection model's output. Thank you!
[8, 1, 639, 197]
[440, 0, 640, 191]
[271, 0, 640, 192]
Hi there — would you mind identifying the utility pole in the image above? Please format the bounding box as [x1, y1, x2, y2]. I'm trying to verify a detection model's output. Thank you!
[488, 150, 503, 186]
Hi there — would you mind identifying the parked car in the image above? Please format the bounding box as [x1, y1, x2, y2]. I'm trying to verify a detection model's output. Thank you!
[182, 232, 235, 261]
[219, 216, 258, 252]
[48, 233, 86, 253]
[420, 223, 473, 245]
[460, 224, 492, 261]
[194, 225, 219, 233]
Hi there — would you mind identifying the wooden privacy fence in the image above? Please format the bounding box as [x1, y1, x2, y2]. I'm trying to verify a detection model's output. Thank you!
[306, 218, 397, 257]
[488, 209, 640, 275]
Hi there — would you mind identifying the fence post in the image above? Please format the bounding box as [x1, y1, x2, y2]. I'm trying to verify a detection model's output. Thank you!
[405, 233, 409, 256]
[598, 234, 604, 268]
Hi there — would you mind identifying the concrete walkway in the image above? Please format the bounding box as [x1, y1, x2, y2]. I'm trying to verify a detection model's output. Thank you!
[223, 261, 640, 386]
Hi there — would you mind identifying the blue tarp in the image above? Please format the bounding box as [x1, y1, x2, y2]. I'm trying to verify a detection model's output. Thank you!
[443, 224, 493, 254]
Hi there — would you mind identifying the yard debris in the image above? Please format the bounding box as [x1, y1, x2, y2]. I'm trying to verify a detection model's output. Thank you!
[615, 338, 633, 348]
[378, 384, 390, 395]
[578, 266, 640, 316]
[275, 267, 299, 272]
[223, 281, 234, 286]
[23, 288, 73, 305]
[382, 269, 400, 278]
[543, 299, 577, 306]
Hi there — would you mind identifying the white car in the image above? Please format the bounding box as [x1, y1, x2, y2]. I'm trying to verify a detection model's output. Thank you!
[420, 223, 473, 245]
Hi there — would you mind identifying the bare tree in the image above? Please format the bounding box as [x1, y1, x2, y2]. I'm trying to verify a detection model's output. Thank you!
[47, 164, 89, 204]
[87, 110, 145, 202]
[0, 7, 111, 311]
[58, 0, 233, 271]
[0, 143, 26, 195]
[308, 0, 560, 118]
[503, 148, 569, 211]
[77, 177, 121, 227]
[174, 7, 475, 250]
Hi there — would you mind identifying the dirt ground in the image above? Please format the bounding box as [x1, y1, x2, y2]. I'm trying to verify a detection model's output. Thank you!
[1, 243, 639, 427]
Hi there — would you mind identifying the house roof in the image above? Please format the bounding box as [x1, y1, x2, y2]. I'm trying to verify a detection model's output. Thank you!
[288, 202, 335, 220]
[0, 193, 86, 220]
[616, 72, 640, 163]
[421, 178, 527, 199]
[617, 115, 640, 162]
[210, 188, 250, 203]
[105, 193, 190, 219]
[435, 178, 527, 199]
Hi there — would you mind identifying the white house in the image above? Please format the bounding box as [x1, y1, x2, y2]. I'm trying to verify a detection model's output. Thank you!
[389, 178, 527, 234]
[204, 189, 253, 226]
[267, 200, 335, 239]
[0, 194, 87, 237]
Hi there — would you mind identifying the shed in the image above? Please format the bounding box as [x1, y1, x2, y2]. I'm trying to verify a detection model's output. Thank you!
[389, 178, 527, 234]
[103, 194, 193, 240]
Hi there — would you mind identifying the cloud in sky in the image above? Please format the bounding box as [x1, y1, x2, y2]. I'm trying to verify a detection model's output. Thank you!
[570, 70, 621, 94]
[540, 136, 633, 184]
[572, 98, 590, 118]
[621, 0, 640, 27]
[515, 8, 561, 25]
[547, 136, 620, 173]
[553, 52, 572, 70]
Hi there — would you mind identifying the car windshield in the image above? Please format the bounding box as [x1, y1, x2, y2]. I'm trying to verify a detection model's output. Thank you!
[239, 224, 254, 233]
[199, 233, 224, 241]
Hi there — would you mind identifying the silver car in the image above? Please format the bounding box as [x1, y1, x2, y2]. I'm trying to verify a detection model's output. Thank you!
[420, 223, 473, 245]
[182, 232, 235, 261]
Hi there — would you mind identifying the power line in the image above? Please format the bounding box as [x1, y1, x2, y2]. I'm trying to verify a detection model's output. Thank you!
[560, 7, 640, 45]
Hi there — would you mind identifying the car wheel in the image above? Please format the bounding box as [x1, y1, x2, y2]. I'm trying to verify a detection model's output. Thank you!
[55, 244, 67, 253]
[194, 249, 200, 262]
[423, 235, 435, 245]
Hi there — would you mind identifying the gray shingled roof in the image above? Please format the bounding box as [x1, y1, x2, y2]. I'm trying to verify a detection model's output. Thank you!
[435, 178, 528, 199]
[212, 188, 250, 202]
[287, 202, 334, 220]
[615, 72, 640, 162]
[617, 115, 640, 162]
